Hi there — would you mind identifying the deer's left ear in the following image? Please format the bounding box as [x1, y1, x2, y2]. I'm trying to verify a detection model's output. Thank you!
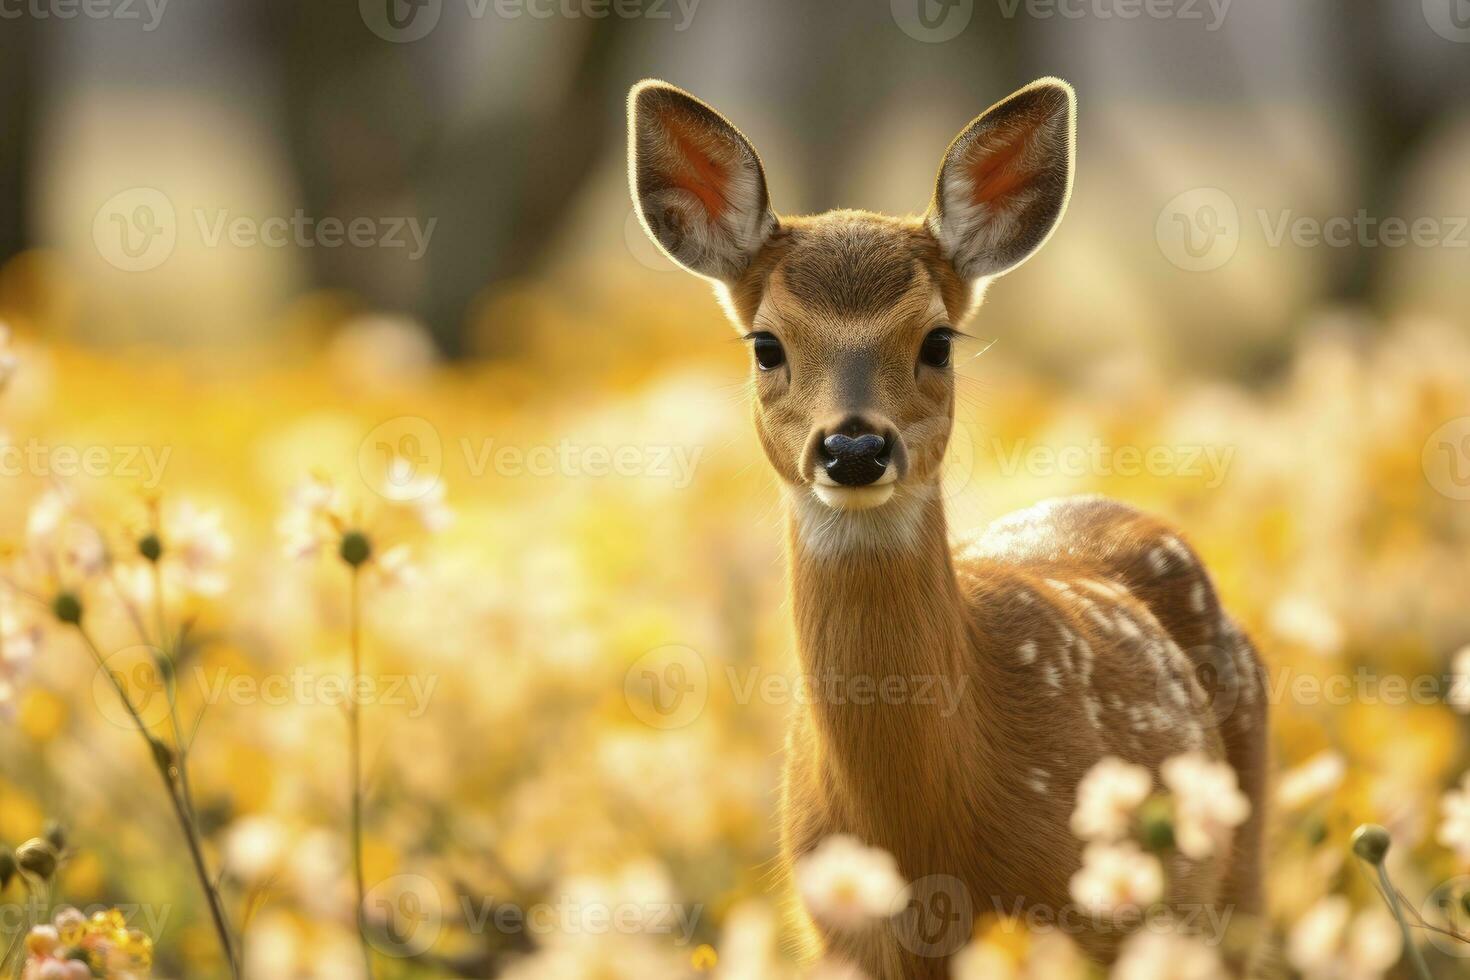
[628, 79, 778, 284]
[926, 78, 1076, 281]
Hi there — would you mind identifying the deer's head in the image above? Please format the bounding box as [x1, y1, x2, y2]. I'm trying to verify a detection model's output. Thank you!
[628, 79, 1075, 516]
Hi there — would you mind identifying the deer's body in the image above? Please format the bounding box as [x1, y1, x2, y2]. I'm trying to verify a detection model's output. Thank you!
[781, 492, 1267, 975]
[628, 78, 1268, 977]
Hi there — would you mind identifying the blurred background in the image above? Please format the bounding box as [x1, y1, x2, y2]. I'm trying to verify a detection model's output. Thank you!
[1, 0, 1469, 977]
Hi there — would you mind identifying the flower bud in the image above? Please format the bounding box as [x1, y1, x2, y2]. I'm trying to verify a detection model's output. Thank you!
[51, 592, 83, 626]
[1351, 823, 1391, 865]
[16, 838, 58, 880]
[339, 530, 372, 567]
[43, 820, 66, 853]
[1138, 796, 1175, 853]
[138, 532, 163, 563]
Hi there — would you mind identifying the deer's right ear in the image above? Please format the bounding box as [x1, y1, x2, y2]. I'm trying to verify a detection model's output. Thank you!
[628, 80, 778, 284]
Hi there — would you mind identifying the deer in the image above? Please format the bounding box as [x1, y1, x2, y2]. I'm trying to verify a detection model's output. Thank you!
[627, 77, 1268, 978]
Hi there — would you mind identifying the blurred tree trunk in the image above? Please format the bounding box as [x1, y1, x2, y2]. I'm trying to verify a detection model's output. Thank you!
[258, 3, 627, 357]
[0, 17, 37, 264]
[1326, 6, 1470, 311]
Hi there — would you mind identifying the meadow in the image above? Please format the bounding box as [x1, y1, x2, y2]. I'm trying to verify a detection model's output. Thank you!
[1, 269, 1469, 977]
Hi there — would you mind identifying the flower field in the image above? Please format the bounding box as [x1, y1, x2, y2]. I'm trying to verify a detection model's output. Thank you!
[1, 283, 1469, 978]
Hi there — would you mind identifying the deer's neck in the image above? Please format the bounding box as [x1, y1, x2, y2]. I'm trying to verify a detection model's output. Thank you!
[785, 486, 981, 823]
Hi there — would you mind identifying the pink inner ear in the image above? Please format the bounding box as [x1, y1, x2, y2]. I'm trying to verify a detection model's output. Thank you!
[661, 113, 730, 221]
[966, 118, 1042, 208]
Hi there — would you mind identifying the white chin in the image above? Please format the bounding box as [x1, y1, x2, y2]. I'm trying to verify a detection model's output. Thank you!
[811, 483, 896, 511]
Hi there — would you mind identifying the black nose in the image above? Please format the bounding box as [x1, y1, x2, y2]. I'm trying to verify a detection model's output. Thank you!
[820, 431, 889, 487]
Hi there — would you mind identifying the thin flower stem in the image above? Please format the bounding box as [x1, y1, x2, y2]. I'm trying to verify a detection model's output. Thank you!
[1374, 862, 1432, 980]
[75, 624, 240, 979]
[0, 879, 35, 974]
[150, 561, 199, 819]
[348, 565, 375, 979]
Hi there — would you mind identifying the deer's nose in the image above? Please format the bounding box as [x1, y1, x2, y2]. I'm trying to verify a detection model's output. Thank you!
[820, 430, 890, 487]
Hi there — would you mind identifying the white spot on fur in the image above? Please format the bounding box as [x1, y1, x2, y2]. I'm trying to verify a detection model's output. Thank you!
[1161, 536, 1194, 567]
[1017, 640, 1039, 665]
[1189, 581, 1207, 614]
[1084, 696, 1103, 730]
[1028, 767, 1051, 793]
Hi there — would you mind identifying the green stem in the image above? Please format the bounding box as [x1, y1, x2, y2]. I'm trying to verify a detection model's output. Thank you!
[150, 562, 198, 822]
[76, 625, 240, 979]
[348, 566, 375, 979]
[1375, 862, 1431, 980]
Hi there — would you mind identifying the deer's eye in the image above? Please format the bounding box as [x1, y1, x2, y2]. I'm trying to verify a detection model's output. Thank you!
[749, 332, 786, 371]
[919, 328, 953, 369]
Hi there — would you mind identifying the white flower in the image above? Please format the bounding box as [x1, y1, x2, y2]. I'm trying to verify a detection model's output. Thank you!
[25, 488, 72, 544]
[372, 545, 419, 589]
[1347, 908, 1403, 978]
[224, 815, 289, 882]
[1161, 753, 1251, 859]
[278, 476, 342, 560]
[0, 605, 39, 721]
[1072, 757, 1152, 842]
[1437, 772, 1470, 863]
[794, 835, 910, 931]
[381, 456, 453, 531]
[807, 959, 869, 980]
[950, 937, 1019, 980]
[1276, 751, 1346, 812]
[0, 321, 17, 389]
[26, 489, 107, 582]
[1111, 929, 1227, 980]
[1268, 594, 1343, 658]
[1449, 646, 1470, 714]
[163, 501, 233, 596]
[1287, 896, 1402, 979]
[1069, 841, 1163, 913]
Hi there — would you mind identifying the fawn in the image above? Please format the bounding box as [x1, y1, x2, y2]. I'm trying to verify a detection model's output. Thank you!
[627, 78, 1268, 977]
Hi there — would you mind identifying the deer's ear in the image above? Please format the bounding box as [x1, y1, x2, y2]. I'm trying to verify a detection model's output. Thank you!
[926, 78, 1076, 281]
[628, 80, 778, 283]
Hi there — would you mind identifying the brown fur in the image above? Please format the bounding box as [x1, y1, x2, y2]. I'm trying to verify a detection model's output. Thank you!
[627, 79, 1269, 978]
